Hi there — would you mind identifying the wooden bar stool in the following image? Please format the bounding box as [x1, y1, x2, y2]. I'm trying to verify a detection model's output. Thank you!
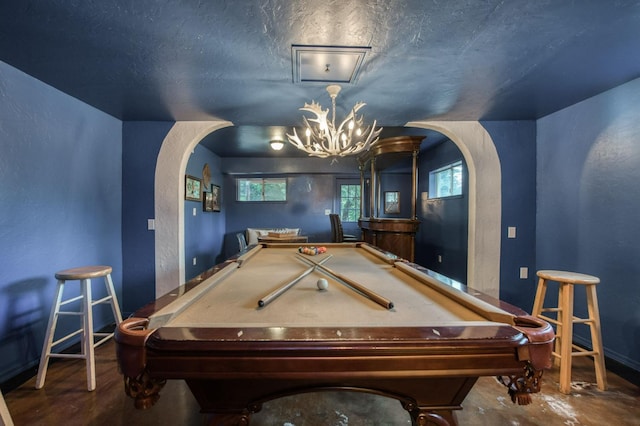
[0, 389, 14, 426]
[532, 270, 607, 394]
[35, 266, 123, 391]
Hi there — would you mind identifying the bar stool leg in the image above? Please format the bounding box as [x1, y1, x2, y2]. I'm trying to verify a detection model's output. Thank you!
[586, 285, 607, 390]
[531, 276, 547, 318]
[82, 278, 96, 391]
[532, 277, 562, 367]
[553, 281, 563, 368]
[104, 273, 123, 324]
[0, 389, 14, 426]
[35, 280, 66, 389]
[559, 282, 574, 394]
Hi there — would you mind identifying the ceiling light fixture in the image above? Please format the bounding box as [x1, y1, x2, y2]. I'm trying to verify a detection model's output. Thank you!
[286, 84, 382, 158]
[269, 140, 284, 151]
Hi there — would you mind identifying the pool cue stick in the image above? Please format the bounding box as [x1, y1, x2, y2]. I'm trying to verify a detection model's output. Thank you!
[257, 255, 333, 308]
[297, 254, 394, 310]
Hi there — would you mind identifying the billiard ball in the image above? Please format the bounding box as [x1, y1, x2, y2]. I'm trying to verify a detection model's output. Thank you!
[317, 278, 329, 290]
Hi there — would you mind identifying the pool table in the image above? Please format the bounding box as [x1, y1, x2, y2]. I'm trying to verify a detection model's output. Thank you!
[116, 243, 554, 426]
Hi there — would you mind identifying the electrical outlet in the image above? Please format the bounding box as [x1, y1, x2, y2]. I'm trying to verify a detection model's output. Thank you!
[508, 227, 516, 238]
[325, 209, 331, 215]
[147, 219, 155, 230]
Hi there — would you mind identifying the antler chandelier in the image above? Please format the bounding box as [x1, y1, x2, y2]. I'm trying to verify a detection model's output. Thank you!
[287, 85, 382, 158]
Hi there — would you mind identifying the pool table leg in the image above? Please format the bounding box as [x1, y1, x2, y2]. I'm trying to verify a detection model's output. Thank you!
[402, 402, 457, 426]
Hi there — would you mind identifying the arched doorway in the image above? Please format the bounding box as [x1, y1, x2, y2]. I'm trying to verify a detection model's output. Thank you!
[407, 121, 501, 297]
[154, 121, 232, 297]
[154, 120, 501, 298]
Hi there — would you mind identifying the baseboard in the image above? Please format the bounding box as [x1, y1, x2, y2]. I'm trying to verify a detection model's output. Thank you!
[1, 365, 39, 394]
[572, 337, 640, 386]
[605, 356, 640, 387]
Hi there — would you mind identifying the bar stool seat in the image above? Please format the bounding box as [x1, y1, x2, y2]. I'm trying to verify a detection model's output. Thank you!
[532, 269, 607, 394]
[36, 265, 123, 391]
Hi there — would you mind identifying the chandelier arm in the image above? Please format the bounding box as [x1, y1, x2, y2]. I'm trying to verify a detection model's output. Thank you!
[361, 122, 382, 147]
[287, 128, 328, 157]
[301, 116, 318, 145]
[343, 120, 382, 156]
[286, 128, 313, 153]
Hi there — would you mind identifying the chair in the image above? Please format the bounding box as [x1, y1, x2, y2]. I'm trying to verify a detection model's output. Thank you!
[329, 214, 358, 242]
[532, 270, 607, 394]
[36, 265, 123, 391]
[236, 232, 247, 252]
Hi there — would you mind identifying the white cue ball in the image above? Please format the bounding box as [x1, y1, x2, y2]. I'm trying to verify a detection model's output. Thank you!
[317, 278, 329, 290]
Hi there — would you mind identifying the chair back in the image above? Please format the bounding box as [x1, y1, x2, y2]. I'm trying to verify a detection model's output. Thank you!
[236, 232, 247, 251]
[329, 214, 339, 242]
[330, 213, 353, 242]
[330, 213, 359, 242]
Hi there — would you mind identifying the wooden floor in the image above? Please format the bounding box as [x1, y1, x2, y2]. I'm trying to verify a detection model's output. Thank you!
[2, 340, 639, 426]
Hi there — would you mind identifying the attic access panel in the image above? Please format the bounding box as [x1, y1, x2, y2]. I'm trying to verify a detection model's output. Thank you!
[292, 45, 371, 84]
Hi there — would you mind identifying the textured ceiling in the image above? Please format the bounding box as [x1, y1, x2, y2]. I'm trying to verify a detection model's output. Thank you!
[2, 0, 640, 156]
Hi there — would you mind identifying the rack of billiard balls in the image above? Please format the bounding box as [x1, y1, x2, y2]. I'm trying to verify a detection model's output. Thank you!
[297, 246, 327, 256]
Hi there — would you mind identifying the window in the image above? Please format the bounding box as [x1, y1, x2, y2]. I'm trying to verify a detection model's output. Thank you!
[429, 161, 463, 199]
[339, 183, 360, 222]
[236, 178, 286, 201]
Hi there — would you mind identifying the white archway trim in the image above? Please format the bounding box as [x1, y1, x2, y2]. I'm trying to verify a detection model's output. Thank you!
[406, 121, 502, 297]
[155, 120, 232, 297]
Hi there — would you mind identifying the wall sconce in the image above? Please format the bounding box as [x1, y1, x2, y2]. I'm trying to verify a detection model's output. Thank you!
[270, 140, 284, 151]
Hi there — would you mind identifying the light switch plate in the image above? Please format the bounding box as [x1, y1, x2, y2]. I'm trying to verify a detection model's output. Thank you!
[520, 267, 528, 279]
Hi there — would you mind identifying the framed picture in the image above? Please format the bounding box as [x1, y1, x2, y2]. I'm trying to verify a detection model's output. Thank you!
[203, 192, 213, 212]
[185, 175, 202, 201]
[384, 191, 400, 214]
[211, 184, 221, 212]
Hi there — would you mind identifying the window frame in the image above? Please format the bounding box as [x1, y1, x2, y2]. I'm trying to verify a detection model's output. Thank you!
[235, 177, 287, 202]
[337, 181, 361, 223]
[428, 160, 463, 200]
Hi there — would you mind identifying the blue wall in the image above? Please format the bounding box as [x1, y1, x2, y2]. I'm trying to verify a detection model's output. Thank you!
[121, 121, 173, 314]
[222, 172, 358, 259]
[413, 121, 538, 306]
[220, 157, 362, 259]
[415, 140, 469, 282]
[483, 121, 538, 311]
[0, 61, 122, 383]
[537, 78, 640, 371]
[184, 145, 225, 279]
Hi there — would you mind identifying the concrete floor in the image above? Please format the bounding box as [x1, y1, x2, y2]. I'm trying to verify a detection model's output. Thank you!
[3, 340, 639, 425]
[251, 362, 640, 426]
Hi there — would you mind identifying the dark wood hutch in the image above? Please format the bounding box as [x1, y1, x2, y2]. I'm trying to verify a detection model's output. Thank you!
[358, 135, 424, 261]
